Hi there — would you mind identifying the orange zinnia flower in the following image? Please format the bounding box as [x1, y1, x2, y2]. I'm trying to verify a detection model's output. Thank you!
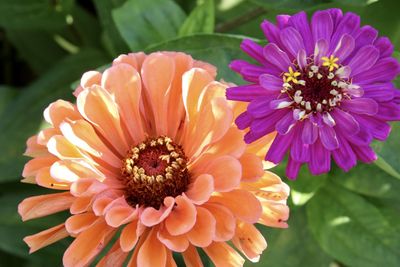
[18, 52, 289, 267]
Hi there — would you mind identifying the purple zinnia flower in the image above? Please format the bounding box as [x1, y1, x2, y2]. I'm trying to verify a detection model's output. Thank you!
[227, 9, 400, 179]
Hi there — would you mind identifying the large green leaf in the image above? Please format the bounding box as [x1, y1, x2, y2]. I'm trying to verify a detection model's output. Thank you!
[249, 208, 333, 267]
[0, 50, 108, 182]
[307, 182, 400, 267]
[0, 86, 19, 116]
[112, 0, 186, 51]
[179, 0, 215, 36]
[146, 33, 253, 84]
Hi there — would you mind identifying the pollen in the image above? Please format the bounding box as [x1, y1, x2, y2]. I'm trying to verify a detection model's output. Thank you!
[283, 66, 301, 84]
[321, 55, 339, 72]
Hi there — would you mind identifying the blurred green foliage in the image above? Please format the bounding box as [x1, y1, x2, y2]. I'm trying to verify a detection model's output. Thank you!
[0, 0, 400, 266]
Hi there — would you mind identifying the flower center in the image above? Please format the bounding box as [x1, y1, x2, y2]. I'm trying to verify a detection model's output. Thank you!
[121, 136, 189, 208]
[281, 56, 351, 117]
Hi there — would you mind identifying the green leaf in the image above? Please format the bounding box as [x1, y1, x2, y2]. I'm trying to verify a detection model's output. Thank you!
[249, 207, 333, 267]
[112, 0, 186, 51]
[146, 33, 253, 84]
[0, 86, 19, 116]
[307, 182, 400, 267]
[0, 50, 108, 182]
[179, 0, 215, 36]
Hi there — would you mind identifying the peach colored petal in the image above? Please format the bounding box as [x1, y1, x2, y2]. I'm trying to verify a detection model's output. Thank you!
[43, 100, 81, 127]
[210, 190, 262, 224]
[23, 156, 57, 178]
[126, 228, 149, 267]
[259, 200, 289, 228]
[186, 207, 215, 247]
[24, 224, 68, 253]
[70, 178, 108, 197]
[63, 219, 116, 267]
[18, 192, 74, 221]
[65, 212, 98, 235]
[81, 71, 102, 88]
[92, 190, 122, 216]
[185, 174, 214, 205]
[204, 242, 244, 267]
[239, 153, 264, 182]
[246, 132, 277, 169]
[140, 196, 175, 227]
[157, 224, 189, 252]
[141, 52, 175, 136]
[232, 221, 267, 262]
[113, 52, 146, 70]
[182, 244, 203, 267]
[35, 167, 70, 190]
[96, 240, 129, 267]
[70, 196, 92, 214]
[165, 250, 177, 267]
[105, 204, 137, 228]
[193, 60, 217, 78]
[203, 155, 241, 192]
[203, 127, 246, 159]
[50, 159, 105, 183]
[120, 220, 145, 252]
[24, 135, 48, 157]
[165, 195, 196, 236]
[240, 172, 290, 201]
[76, 85, 129, 155]
[37, 128, 60, 146]
[137, 227, 167, 267]
[197, 82, 227, 109]
[102, 63, 145, 144]
[47, 135, 88, 160]
[203, 203, 235, 242]
[60, 120, 121, 168]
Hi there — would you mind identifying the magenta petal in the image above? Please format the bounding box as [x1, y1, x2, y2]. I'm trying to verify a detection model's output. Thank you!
[332, 134, 357, 171]
[374, 36, 394, 58]
[259, 74, 283, 91]
[352, 145, 377, 163]
[235, 112, 252, 130]
[309, 139, 331, 175]
[263, 43, 291, 72]
[291, 124, 310, 162]
[348, 45, 379, 76]
[311, 11, 333, 45]
[376, 102, 400, 121]
[330, 12, 360, 49]
[247, 95, 275, 118]
[353, 114, 391, 141]
[331, 109, 360, 135]
[302, 119, 318, 144]
[227, 85, 270, 101]
[241, 39, 267, 65]
[314, 39, 329, 65]
[286, 157, 302, 180]
[319, 125, 339, 150]
[362, 83, 395, 102]
[333, 34, 355, 62]
[280, 27, 304, 58]
[353, 58, 400, 84]
[289, 11, 314, 54]
[340, 98, 378, 115]
[353, 26, 378, 50]
[276, 112, 296, 135]
[261, 20, 282, 46]
[297, 49, 307, 70]
[265, 130, 294, 164]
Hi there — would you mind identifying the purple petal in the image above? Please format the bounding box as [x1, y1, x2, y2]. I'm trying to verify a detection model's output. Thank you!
[327, 8, 343, 27]
[362, 83, 395, 102]
[291, 123, 310, 162]
[346, 124, 373, 145]
[286, 157, 302, 180]
[353, 26, 378, 51]
[332, 134, 357, 171]
[265, 130, 294, 164]
[250, 109, 287, 133]
[276, 15, 290, 29]
[309, 139, 331, 175]
[269, 97, 293, 109]
[311, 11, 333, 45]
[340, 98, 378, 115]
[288, 11, 314, 54]
[353, 58, 400, 84]
[226, 85, 270, 101]
[333, 34, 355, 62]
[352, 145, 377, 163]
[247, 95, 276, 118]
[322, 112, 335, 127]
[263, 43, 291, 72]
[374, 37, 394, 58]
[240, 39, 268, 65]
[261, 20, 282, 46]
[314, 39, 329, 65]
[293, 109, 306, 121]
[302, 119, 318, 144]
[297, 49, 307, 70]
[330, 12, 360, 50]
[335, 66, 351, 79]
[280, 27, 304, 58]
[276, 112, 296, 134]
[259, 74, 283, 91]
[348, 45, 379, 76]
[376, 102, 400, 121]
[319, 125, 339, 150]
[344, 84, 364, 97]
[235, 111, 252, 130]
[331, 109, 360, 135]
[352, 114, 391, 141]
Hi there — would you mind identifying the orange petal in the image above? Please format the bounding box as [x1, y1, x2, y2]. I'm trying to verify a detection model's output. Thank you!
[113, 52, 146, 70]
[92, 190, 122, 216]
[245, 132, 277, 169]
[182, 244, 203, 267]
[239, 153, 264, 182]
[165, 249, 177, 267]
[259, 200, 289, 228]
[232, 221, 267, 262]
[204, 155, 241, 192]
[137, 227, 167, 267]
[157, 224, 189, 252]
[65, 212, 98, 235]
[141, 52, 175, 135]
[18, 192, 74, 221]
[81, 71, 102, 88]
[186, 207, 215, 247]
[60, 120, 121, 168]
[70, 196, 92, 214]
[63, 219, 116, 267]
[24, 224, 68, 253]
[203, 203, 235, 242]
[102, 64, 145, 144]
[70, 178, 108, 197]
[185, 174, 214, 205]
[193, 60, 217, 78]
[210, 189, 262, 224]
[140, 197, 175, 227]
[204, 242, 244, 267]
[50, 159, 105, 183]
[203, 127, 246, 159]
[47, 135, 88, 160]
[24, 135, 48, 157]
[76, 85, 129, 155]
[96, 240, 129, 267]
[120, 220, 145, 252]
[35, 167, 70, 190]
[23, 156, 57, 178]
[105, 204, 137, 228]
[240, 172, 290, 201]
[165, 195, 196, 236]
[43, 100, 81, 127]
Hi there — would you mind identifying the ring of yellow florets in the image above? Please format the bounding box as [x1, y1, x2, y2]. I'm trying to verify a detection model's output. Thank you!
[280, 55, 352, 118]
[121, 136, 189, 208]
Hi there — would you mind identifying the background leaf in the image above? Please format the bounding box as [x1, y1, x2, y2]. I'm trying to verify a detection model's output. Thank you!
[179, 0, 215, 36]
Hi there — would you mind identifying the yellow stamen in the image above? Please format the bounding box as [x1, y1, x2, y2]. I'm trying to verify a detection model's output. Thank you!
[321, 55, 339, 72]
[283, 66, 301, 84]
